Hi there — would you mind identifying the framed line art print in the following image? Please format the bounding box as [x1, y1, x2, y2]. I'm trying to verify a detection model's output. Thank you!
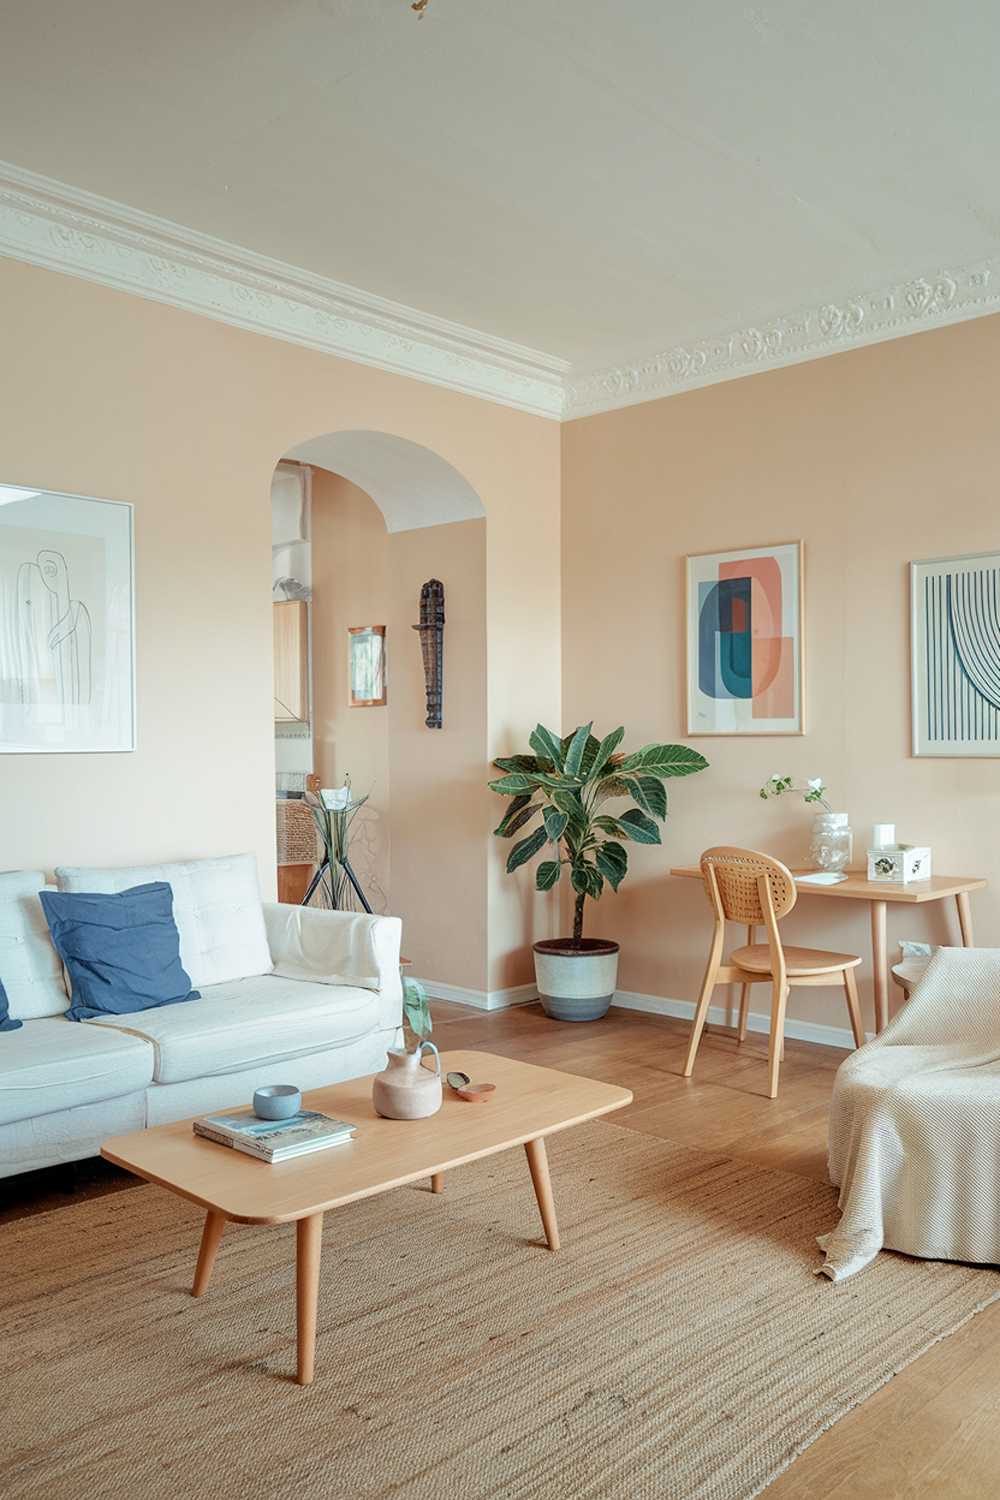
[0, 483, 135, 753]
[911, 551, 1000, 757]
[686, 541, 804, 736]
[348, 625, 386, 707]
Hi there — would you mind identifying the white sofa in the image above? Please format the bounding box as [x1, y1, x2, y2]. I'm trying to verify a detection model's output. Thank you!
[0, 855, 403, 1180]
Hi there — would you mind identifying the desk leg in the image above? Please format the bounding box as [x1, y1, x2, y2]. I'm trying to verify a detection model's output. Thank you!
[956, 891, 975, 947]
[296, 1212, 323, 1386]
[871, 900, 888, 1035]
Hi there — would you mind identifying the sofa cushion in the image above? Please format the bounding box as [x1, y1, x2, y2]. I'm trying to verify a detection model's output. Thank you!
[89, 974, 380, 1085]
[40, 883, 199, 1021]
[56, 854, 272, 989]
[0, 1016, 154, 1127]
[0, 871, 69, 1021]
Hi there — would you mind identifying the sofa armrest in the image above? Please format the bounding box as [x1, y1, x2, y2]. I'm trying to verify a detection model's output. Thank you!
[262, 903, 403, 1033]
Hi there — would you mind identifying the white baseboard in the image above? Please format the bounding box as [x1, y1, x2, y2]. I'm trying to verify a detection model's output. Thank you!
[412, 978, 538, 1012]
[415, 975, 868, 1049]
[612, 989, 872, 1050]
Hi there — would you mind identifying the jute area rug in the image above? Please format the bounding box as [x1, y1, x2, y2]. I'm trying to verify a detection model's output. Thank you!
[5, 1122, 999, 1500]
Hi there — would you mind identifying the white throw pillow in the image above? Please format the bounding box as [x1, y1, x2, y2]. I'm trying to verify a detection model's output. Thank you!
[55, 854, 273, 989]
[0, 871, 69, 1020]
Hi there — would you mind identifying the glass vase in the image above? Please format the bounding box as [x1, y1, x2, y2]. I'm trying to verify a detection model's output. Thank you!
[808, 812, 852, 872]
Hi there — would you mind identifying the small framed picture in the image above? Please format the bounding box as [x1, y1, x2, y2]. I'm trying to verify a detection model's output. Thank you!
[348, 625, 386, 707]
[686, 540, 804, 736]
[911, 551, 1000, 756]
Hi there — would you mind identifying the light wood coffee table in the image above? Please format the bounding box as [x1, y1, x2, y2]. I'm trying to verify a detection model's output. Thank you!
[102, 1050, 631, 1386]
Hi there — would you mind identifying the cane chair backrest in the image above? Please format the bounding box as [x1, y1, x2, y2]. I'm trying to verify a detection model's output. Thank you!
[699, 847, 797, 924]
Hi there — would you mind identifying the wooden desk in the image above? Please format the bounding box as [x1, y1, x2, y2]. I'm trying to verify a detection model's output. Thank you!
[670, 867, 987, 1034]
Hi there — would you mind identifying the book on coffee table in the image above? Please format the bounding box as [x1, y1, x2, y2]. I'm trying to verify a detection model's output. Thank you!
[193, 1107, 356, 1163]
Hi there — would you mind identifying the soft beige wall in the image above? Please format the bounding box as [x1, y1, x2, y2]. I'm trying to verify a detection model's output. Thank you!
[562, 314, 1000, 1034]
[387, 520, 488, 992]
[0, 256, 561, 985]
[310, 467, 391, 910]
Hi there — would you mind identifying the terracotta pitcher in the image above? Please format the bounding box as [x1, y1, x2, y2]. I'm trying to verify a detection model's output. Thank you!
[372, 1041, 442, 1120]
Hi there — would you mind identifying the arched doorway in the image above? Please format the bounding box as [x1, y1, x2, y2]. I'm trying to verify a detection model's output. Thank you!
[271, 430, 489, 996]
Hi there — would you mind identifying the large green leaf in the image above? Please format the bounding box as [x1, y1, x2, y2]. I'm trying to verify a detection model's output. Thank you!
[552, 790, 589, 838]
[561, 728, 602, 777]
[543, 807, 568, 843]
[625, 775, 668, 820]
[532, 770, 583, 791]
[586, 726, 625, 781]
[494, 798, 542, 838]
[595, 841, 628, 890]
[528, 724, 565, 769]
[619, 744, 709, 778]
[563, 722, 594, 777]
[618, 808, 662, 844]
[493, 754, 549, 774]
[570, 861, 604, 899]
[594, 774, 632, 801]
[505, 826, 548, 873]
[535, 860, 561, 892]
[488, 772, 536, 796]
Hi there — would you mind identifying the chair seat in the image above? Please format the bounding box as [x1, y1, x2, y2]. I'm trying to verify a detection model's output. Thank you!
[731, 943, 862, 976]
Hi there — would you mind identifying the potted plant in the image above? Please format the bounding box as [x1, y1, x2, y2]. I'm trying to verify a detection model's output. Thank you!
[489, 724, 708, 1020]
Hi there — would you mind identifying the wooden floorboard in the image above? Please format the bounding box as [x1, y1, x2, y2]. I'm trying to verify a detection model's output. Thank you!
[5, 999, 999, 1497]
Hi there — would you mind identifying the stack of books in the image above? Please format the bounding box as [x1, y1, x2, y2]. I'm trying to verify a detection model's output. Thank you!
[193, 1107, 357, 1163]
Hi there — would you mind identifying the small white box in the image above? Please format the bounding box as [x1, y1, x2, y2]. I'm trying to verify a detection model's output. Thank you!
[866, 845, 932, 883]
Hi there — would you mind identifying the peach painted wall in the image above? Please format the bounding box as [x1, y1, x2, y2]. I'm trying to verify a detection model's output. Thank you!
[310, 468, 391, 911]
[387, 520, 488, 992]
[562, 314, 1000, 1035]
[0, 256, 560, 994]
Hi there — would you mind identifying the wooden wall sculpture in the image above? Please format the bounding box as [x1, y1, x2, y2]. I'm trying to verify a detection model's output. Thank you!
[413, 578, 445, 728]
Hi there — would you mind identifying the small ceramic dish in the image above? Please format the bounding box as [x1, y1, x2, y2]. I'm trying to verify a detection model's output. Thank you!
[253, 1084, 302, 1120]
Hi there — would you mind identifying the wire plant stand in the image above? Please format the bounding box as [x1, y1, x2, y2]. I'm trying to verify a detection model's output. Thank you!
[302, 786, 374, 913]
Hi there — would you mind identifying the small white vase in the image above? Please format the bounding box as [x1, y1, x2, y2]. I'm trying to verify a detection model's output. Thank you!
[372, 1042, 442, 1119]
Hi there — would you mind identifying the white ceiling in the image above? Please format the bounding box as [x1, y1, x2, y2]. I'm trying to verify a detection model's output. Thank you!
[2, 0, 1000, 396]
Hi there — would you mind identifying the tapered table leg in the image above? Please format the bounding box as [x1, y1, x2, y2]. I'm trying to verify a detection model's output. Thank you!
[296, 1212, 324, 1386]
[430, 1173, 445, 1194]
[956, 891, 975, 947]
[524, 1136, 560, 1251]
[191, 1209, 226, 1297]
[871, 899, 889, 1034]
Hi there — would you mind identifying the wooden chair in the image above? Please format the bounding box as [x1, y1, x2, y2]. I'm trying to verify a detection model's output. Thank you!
[682, 846, 865, 1098]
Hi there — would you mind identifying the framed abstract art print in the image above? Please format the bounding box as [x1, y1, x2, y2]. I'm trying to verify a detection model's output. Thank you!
[0, 483, 135, 753]
[686, 541, 804, 736]
[911, 551, 1000, 757]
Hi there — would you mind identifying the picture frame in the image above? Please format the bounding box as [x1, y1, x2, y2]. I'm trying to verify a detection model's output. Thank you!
[0, 482, 135, 753]
[685, 540, 804, 736]
[348, 624, 386, 707]
[910, 550, 1000, 757]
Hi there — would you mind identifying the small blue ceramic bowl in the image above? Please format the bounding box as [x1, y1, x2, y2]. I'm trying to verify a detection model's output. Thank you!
[253, 1084, 301, 1121]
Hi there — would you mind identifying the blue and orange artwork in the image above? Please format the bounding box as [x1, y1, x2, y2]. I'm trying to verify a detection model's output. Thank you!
[688, 543, 801, 735]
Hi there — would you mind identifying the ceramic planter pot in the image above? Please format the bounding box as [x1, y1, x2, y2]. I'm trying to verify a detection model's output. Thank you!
[532, 938, 620, 1022]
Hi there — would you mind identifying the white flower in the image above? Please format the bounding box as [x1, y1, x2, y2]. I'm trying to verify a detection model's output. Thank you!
[806, 777, 824, 791]
[769, 773, 783, 784]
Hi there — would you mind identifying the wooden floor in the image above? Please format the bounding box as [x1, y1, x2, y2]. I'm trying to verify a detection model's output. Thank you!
[6, 1001, 1000, 1497]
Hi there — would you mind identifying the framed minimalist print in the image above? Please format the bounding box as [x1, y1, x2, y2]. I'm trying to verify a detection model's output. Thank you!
[348, 625, 386, 707]
[686, 541, 803, 736]
[911, 551, 1000, 757]
[0, 484, 135, 753]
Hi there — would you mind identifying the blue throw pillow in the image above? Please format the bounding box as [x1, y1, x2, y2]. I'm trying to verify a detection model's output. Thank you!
[0, 977, 23, 1032]
[39, 882, 200, 1022]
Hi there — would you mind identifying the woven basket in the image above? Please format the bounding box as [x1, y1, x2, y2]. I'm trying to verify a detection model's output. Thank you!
[276, 799, 317, 866]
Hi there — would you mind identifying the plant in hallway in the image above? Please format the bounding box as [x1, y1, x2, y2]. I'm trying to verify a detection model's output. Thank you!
[402, 977, 432, 1050]
[489, 725, 708, 1020]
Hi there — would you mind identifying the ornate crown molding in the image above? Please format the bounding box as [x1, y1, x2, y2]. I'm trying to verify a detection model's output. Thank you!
[2, 159, 999, 422]
[563, 260, 1000, 418]
[0, 160, 568, 420]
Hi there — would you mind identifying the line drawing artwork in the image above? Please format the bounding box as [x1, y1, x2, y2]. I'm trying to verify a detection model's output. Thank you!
[15, 549, 93, 707]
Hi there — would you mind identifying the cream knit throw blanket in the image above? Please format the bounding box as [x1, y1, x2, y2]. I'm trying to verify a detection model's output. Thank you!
[820, 946, 1000, 1282]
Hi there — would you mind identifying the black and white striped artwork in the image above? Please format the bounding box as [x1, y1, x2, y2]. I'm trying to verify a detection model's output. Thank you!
[911, 551, 1000, 757]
